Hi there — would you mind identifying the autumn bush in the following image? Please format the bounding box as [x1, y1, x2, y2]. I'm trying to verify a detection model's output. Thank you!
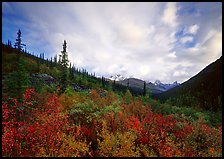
[2, 87, 222, 157]
[96, 120, 140, 157]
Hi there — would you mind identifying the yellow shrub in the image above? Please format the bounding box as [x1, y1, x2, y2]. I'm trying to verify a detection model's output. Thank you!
[97, 120, 140, 157]
[36, 132, 90, 157]
[59, 92, 82, 112]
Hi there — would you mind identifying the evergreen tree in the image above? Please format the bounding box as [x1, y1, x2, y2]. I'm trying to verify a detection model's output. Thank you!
[124, 89, 132, 104]
[50, 57, 53, 68]
[102, 76, 105, 87]
[143, 81, 146, 96]
[5, 58, 30, 100]
[69, 62, 74, 80]
[7, 40, 12, 47]
[37, 55, 40, 72]
[54, 55, 57, 63]
[46, 58, 49, 67]
[14, 29, 25, 51]
[59, 40, 69, 94]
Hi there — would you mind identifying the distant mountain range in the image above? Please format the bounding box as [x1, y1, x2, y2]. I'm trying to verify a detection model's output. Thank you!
[154, 56, 222, 112]
[109, 56, 222, 112]
[153, 80, 180, 91]
[113, 77, 180, 95]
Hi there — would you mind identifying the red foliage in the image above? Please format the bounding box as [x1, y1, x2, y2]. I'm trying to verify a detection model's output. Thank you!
[2, 87, 222, 157]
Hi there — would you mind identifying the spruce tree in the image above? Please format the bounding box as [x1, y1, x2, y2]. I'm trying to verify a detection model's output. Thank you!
[59, 40, 69, 94]
[143, 81, 146, 96]
[14, 29, 25, 51]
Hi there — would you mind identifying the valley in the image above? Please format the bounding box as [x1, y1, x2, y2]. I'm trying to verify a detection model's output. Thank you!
[2, 41, 222, 157]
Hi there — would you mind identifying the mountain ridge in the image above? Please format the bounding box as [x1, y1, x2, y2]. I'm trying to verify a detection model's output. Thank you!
[117, 78, 180, 95]
[154, 56, 222, 112]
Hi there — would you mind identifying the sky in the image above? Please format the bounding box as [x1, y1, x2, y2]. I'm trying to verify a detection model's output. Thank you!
[2, 2, 222, 83]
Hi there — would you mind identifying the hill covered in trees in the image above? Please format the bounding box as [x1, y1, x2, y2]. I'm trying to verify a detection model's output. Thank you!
[154, 56, 222, 112]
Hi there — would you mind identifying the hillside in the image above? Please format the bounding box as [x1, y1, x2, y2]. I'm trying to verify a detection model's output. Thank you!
[154, 56, 222, 112]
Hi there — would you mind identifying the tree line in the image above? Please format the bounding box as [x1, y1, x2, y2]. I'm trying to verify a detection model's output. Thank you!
[3, 29, 148, 98]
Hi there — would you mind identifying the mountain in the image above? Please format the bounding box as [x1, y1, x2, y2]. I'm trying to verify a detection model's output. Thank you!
[154, 56, 222, 112]
[118, 78, 145, 95]
[154, 80, 180, 91]
[109, 74, 126, 81]
[118, 78, 180, 95]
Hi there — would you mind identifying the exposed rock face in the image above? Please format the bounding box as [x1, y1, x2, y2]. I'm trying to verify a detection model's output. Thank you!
[71, 83, 90, 92]
[30, 73, 58, 86]
[30, 73, 91, 92]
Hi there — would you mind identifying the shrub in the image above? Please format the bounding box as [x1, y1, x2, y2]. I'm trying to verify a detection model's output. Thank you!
[97, 121, 140, 157]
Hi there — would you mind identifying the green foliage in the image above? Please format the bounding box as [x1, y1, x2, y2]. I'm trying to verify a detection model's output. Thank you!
[32, 78, 45, 93]
[143, 81, 146, 96]
[64, 85, 75, 96]
[4, 58, 30, 99]
[146, 98, 222, 127]
[102, 104, 122, 114]
[124, 89, 132, 104]
[59, 40, 69, 94]
[40, 84, 58, 94]
[51, 67, 61, 79]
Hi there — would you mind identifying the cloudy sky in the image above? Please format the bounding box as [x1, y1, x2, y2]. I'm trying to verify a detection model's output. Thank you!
[2, 2, 222, 83]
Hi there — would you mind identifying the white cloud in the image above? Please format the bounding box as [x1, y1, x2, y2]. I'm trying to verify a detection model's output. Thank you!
[167, 51, 177, 58]
[173, 70, 188, 77]
[180, 36, 194, 43]
[139, 65, 151, 76]
[162, 2, 179, 28]
[187, 24, 200, 35]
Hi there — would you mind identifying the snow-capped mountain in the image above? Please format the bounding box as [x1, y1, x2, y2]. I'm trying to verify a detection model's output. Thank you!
[118, 78, 180, 95]
[109, 74, 126, 81]
[153, 80, 180, 91]
[154, 80, 162, 86]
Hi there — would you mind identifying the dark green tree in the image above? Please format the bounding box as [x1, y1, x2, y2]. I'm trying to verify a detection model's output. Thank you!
[14, 29, 25, 51]
[5, 58, 30, 100]
[143, 81, 146, 96]
[59, 40, 69, 94]
[102, 76, 105, 87]
[7, 40, 12, 47]
[69, 62, 74, 80]
[54, 54, 57, 63]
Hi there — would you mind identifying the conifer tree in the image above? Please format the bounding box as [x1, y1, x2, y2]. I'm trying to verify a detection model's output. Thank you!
[6, 30, 30, 100]
[53, 55, 57, 66]
[14, 29, 25, 51]
[69, 62, 74, 80]
[50, 57, 53, 68]
[59, 40, 69, 94]
[143, 81, 146, 96]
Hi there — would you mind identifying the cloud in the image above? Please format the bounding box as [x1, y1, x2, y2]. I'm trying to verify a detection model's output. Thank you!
[173, 70, 188, 77]
[162, 2, 179, 28]
[180, 36, 194, 43]
[187, 24, 200, 34]
[167, 51, 177, 58]
[2, 2, 222, 84]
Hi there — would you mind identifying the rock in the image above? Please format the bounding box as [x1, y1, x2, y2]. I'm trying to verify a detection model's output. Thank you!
[30, 73, 58, 86]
